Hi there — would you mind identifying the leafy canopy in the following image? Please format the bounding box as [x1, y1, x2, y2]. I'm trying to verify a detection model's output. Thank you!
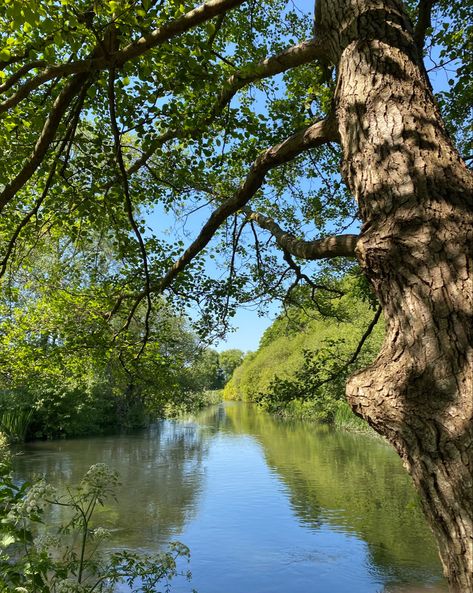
[0, 0, 470, 383]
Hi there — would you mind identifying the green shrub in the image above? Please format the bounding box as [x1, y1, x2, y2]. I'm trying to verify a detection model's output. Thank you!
[0, 435, 193, 593]
[226, 278, 384, 427]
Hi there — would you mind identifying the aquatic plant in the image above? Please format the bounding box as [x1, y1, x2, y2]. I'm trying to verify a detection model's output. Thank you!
[0, 405, 33, 443]
[333, 400, 369, 432]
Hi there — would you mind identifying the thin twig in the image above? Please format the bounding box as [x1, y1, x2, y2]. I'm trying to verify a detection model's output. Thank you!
[107, 67, 152, 357]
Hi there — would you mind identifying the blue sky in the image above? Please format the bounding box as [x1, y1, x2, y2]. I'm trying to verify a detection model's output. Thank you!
[145, 1, 457, 354]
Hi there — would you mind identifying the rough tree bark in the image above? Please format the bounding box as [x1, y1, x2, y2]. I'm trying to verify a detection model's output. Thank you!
[315, 1, 473, 590]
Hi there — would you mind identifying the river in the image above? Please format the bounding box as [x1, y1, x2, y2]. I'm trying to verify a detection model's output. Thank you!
[13, 402, 447, 593]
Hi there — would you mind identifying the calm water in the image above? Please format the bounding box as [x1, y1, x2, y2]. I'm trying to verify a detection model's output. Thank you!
[13, 403, 447, 593]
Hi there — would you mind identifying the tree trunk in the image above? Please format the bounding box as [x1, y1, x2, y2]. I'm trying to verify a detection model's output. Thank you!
[315, 1, 473, 590]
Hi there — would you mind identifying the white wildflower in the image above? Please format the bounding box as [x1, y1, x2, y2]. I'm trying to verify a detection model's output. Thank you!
[92, 527, 112, 540]
[80, 463, 119, 495]
[8, 479, 56, 523]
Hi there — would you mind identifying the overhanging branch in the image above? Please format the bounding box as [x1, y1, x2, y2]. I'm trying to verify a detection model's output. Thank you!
[245, 208, 357, 259]
[108, 116, 338, 316]
[0, 0, 247, 114]
[126, 38, 329, 177]
[0, 72, 91, 212]
[218, 39, 326, 110]
[0, 9, 329, 216]
[153, 116, 339, 292]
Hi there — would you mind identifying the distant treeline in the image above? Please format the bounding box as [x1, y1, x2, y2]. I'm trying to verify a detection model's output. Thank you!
[0, 285, 243, 441]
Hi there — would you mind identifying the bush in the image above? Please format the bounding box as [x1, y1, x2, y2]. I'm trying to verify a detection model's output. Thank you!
[0, 435, 193, 593]
[226, 278, 384, 426]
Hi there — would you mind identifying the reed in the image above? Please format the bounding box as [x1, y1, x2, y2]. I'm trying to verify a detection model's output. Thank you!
[0, 407, 33, 443]
[334, 400, 369, 432]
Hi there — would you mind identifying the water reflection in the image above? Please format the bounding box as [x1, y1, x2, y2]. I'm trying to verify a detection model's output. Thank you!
[14, 403, 447, 593]
[14, 420, 208, 547]
[221, 404, 446, 590]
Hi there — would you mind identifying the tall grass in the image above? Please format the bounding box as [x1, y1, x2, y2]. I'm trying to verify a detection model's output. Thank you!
[0, 407, 33, 442]
[334, 400, 371, 432]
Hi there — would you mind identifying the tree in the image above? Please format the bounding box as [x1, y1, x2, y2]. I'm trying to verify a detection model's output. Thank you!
[225, 279, 384, 422]
[0, 232, 218, 437]
[0, 0, 471, 590]
[218, 348, 244, 384]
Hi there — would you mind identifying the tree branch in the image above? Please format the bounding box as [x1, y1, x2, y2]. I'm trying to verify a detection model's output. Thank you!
[0, 72, 91, 212]
[108, 68, 152, 356]
[217, 39, 326, 110]
[126, 38, 328, 178]
[152, 117, 338, 293]
[0, 61, 47, 95]
[244, 208, 357, 259]
[0, 82, 89, 279]
[0, 17, 328, 221]
[282, 249, 344, 300]
[414, 0, 437, 51]
[345, 306, 382, 367]
[0, 0, 247, 114]
[289, 305, 383, 397]
[107, 116, 338, 316]
[112, 0, 247, 66]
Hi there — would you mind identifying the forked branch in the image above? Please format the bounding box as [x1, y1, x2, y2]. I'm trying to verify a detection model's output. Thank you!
[108, 116, 338, 316]
[0, 0, 247, 114]
[152, 116, 339, 293]
[127, 38, 328, 177]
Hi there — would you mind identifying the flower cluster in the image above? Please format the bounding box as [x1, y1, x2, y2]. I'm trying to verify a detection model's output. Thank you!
[7, 478, 56, 523]
[79, 463, 119, 498]
[92, 527, 112, 541]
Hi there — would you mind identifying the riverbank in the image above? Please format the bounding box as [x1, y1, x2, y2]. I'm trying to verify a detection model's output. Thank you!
[228, 397, 374, 434]
[0, 388, 223, 444]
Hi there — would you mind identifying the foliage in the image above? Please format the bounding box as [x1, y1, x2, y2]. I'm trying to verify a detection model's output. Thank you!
[0, 2, 470, 587]
[0, 435, 193, 593]
[0, 0, 468, 340]
[333, 400, 369, 432]
[218, 349, 244, 385]
[224, 274, 384, 424]
[431, 0, 473, 156]
[0, 0, 470, 439]
[0, 236, 230, 439]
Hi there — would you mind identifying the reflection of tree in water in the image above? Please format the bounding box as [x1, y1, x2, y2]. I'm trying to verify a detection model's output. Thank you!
[13, 403, 447, 591]
[222, 403, 446, 590]
[183, 403, 228, 433]
[14, 421, 209, 549]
